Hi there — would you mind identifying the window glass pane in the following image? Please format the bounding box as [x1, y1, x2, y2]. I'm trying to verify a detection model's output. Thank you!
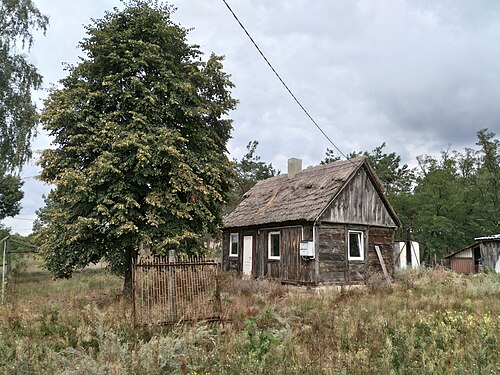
[270, 233, 280, 257]
[230, 234, 238, 255]
[349, 232, 361, 258]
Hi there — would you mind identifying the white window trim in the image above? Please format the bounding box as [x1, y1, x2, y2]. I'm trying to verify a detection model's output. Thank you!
[348, 230, 364, 261]
[268, 231, 280, 260]
[229, 233, 239, 257]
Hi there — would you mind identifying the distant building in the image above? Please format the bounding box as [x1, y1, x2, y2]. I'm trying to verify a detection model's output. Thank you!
[221, 156, 401, 285]
[443, 234, 500, 274]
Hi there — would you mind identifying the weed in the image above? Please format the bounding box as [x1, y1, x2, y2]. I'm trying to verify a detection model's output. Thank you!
[0, 260, 499, 374]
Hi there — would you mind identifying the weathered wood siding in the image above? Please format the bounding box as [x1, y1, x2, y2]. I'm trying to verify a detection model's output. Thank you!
[367, 227, 394, 278]
[223, 224, 315, 283]
[221, 230, 241, 272]
[280, 226, 315, 283]
[319, 167, 396, 228]
[317, 225, 346, 283]
[317, 224, 394, 284]
[258, 225, 315, 283]
[224, 224, 396, 284]
[480, 241, 500, 272]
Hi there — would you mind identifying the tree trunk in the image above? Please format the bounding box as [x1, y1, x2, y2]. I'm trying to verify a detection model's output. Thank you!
[123, 246, 136, 300]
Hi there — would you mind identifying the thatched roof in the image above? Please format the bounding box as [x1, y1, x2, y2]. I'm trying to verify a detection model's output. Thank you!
[225, 156, 376, 228]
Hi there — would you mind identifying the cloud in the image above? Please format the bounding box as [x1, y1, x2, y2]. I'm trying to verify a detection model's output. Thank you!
[4, 0, 500, 233]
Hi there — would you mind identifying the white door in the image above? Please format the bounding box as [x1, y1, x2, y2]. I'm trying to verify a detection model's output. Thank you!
[242, 236, 253, 276]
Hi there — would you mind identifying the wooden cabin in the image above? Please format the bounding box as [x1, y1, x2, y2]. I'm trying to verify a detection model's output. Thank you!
[222, 156, 401, 285]
[443, 234, 500, 274]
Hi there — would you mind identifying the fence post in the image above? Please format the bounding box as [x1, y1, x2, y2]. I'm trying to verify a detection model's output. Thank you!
[132, 255, 136, 327]
[6, 239, 11, 275]
[167, 250, 177, 322]
[1, 237, 7, 305]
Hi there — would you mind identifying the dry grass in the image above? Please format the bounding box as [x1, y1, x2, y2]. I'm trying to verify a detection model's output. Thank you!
[0, 259, 499, 374]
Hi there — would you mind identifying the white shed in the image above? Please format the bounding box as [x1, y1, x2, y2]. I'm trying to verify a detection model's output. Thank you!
[394, 241, 420, 269]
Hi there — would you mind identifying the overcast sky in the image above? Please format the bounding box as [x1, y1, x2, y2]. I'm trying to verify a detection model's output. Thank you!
[3, 0, 500, 235]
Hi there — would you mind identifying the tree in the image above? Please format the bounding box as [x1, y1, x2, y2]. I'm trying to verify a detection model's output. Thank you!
[0, 174, 23, 219]
[395, 130, 499, 261]
[0, 0, 48, 218]
[321, 143, 414, 194]
[320, 148, 340, 165]
[225, 140, 276, 213]
[36, 1, 237, 297]
[473, 129, 499, 228]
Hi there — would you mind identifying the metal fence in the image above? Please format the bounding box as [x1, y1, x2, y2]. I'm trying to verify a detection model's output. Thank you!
[132, 254, 222, 326]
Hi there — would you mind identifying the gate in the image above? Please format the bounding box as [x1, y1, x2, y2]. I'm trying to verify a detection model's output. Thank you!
[132, 253, 222, 326]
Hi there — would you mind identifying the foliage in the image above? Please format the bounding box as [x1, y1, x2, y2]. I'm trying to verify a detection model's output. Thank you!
[322, 143, 414, 195]
[320, 148, 341, 165]
[0, 0, 48, 218]
[226, 140, 276, 213]
[35, 1, 237, 294]
[395, 129, 499, 260]
[0, 173, 23, 219]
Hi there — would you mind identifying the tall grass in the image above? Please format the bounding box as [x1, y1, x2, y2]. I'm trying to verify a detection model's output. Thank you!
[0, 264, 498, 374]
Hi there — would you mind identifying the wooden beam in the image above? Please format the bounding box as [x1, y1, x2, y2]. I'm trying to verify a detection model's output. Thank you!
[375, 245, 392, 287]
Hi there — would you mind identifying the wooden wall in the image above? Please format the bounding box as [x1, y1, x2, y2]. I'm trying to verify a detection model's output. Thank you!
[223, 223, 396, 285]
[221, 230, 240, 271]
[222, 224, 315, 283]
[317, 225, 346, 283]
[319, 167, 397, 228]
[256, 225, 315, 283]
[317, 224, 395, 284]
[367, 227, 395, 279]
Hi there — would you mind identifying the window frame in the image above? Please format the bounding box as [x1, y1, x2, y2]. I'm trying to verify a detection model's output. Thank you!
[348, 230, 364, 261]
[229, 233, 239, 257]
[268, 231, 281, 260]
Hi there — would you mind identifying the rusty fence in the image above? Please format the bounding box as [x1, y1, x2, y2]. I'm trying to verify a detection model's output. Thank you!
[132, 255, 222, 326]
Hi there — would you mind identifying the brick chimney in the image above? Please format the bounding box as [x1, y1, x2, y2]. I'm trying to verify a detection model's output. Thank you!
[288, 158, 302, 179]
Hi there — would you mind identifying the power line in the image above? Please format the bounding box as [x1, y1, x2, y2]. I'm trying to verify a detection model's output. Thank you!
[221, 0, 352, 161]
[4, 217, 34, 221]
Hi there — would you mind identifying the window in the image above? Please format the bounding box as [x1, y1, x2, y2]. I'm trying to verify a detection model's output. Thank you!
[230, 233, 239, 257]
[348, 231, 364, 261]
[268, 231, 280, 260]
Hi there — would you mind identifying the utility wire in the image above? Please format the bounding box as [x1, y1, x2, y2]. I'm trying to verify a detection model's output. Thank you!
[221, 0, 352, 161]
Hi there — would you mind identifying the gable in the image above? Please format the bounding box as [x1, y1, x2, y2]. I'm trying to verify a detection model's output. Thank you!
[319, 166, 397, 227]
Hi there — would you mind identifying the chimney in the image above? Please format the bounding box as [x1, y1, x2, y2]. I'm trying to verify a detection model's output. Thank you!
[288, 158, 302, 179]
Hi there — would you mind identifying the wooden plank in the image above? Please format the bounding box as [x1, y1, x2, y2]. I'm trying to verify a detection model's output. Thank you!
[319, 167, 396, 227]
[375, 245, 392, 287]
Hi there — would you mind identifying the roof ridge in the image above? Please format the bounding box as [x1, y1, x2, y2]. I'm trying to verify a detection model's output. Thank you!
[251, 156, 365, 188]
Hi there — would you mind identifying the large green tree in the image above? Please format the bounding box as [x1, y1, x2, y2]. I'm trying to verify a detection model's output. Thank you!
[36, 1, 237, 296]
[0, 0, 48, 218]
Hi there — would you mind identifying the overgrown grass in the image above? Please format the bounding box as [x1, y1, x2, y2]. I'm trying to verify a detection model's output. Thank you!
[0, 262, 498, 374]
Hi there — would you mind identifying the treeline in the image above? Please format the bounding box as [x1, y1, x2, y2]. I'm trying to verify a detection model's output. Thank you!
[392, 129, 498, 260]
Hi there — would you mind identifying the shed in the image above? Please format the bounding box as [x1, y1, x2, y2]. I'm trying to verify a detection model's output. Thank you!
[443, 234, 500, 274]
[394, 241, 420, 269]
[221, 156, 401, 285]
